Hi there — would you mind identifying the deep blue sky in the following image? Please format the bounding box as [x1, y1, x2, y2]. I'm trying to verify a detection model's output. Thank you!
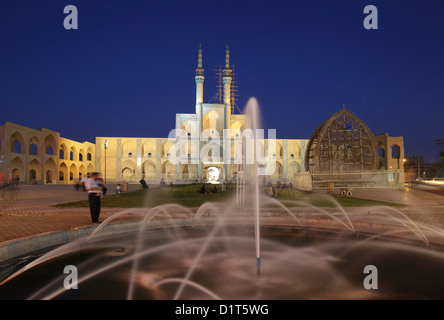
[1, 0, 443, 162]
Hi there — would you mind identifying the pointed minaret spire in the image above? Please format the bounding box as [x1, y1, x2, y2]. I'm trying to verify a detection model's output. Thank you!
[223, 45, 232, 78]
[198, 43, 203, 69]
[196, 44, 204, 77]
[195, 44, 205, 112]
[222, 45, 232, 116]
[225, 45, 230, 69]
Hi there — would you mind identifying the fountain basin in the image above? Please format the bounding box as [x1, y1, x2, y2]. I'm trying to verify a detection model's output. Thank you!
[1, 216, 444, 300]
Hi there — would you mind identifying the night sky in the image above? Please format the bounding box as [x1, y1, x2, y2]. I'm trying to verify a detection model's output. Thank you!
[1, 0, 443, 162]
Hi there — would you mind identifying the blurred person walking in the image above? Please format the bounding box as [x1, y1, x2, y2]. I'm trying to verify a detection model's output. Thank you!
[85, 172, 103, 224]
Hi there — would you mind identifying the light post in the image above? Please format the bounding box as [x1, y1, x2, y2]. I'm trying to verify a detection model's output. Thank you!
[104, 140, 108, 184]
[417, 155, 420, 180]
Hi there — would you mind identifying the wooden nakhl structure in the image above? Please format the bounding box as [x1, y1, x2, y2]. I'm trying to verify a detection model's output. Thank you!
[305, 107, 378, 173]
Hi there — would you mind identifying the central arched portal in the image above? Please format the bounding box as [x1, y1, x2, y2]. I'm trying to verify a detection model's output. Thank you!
[203, 166, 223, 183]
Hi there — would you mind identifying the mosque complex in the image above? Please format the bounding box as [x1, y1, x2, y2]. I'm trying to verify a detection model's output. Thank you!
[0, 46, 405, 189]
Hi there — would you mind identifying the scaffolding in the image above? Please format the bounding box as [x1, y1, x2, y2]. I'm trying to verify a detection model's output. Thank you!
[208, 64, 242, 114]
[208, 65, 223, 104]
[230, 65, 240, 114]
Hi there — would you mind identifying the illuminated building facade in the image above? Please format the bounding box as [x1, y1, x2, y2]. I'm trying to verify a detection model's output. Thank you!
[0, 46, 402, 186]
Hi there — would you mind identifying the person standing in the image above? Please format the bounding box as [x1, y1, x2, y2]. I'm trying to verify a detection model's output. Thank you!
[85, 172, 102, 224]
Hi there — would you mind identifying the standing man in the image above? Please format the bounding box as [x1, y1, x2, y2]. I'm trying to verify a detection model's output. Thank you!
[85, 172, 102, 224]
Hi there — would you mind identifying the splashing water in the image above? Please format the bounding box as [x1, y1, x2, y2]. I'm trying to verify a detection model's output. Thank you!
[1, 98, 444, 300]
[244, 97, 263, 274]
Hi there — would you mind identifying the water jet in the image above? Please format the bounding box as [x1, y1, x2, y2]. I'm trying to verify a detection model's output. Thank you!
[1, 99, 444, 300]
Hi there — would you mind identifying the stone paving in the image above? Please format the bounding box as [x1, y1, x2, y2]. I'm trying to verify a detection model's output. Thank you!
[0, 183, 443, 244]
[0, 184, 142, 243]
[342, 185, 444, 228]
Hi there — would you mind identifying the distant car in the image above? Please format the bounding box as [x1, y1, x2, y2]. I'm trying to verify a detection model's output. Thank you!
[422, 178, 444, 186]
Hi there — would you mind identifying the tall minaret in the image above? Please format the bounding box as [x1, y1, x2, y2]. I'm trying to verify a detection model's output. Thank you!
[222, 45, 232, 110]
[195, 44, 204, 180]
[222, 45, 232, 181]
[195, 44, 204, 114]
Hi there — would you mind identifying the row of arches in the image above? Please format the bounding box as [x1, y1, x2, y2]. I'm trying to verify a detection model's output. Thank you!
[377, 144, 402, 170]
[121, 159, 169, 181]
[8, 132, 94, 163]
[120, 140, 166, 159]
[117, 135, 303, 161]
[58, 162, 94, 183]
[119, 140, 302, 161]
[8, 157, 94, 184]
[58, 144, 93, 162]
[377, 145, 401, 159]
[9, 132, 58, 156]
[118, 159, 302, 182]
[178, 112, 244, 138]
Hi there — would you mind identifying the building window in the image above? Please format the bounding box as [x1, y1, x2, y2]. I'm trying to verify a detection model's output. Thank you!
[378, 148, 385, 158]
[30, 144, 38, 155]
[13, 141, 21, 153]
[391, 145, 400, 159]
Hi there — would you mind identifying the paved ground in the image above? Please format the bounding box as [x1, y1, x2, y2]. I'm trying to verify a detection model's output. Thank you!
[0, 184, 142, 243]
[321, 184, 444, 229]
[0, 183, 443, 244]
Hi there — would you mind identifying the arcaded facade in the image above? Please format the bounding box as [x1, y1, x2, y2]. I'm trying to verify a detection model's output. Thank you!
[0, 46, 403, 186]
[0, 122, 95, 184]
[95, 46, 307, 184]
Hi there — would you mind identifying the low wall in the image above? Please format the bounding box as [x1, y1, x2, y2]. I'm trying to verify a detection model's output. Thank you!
[311, 170, 405, 190]
[0, 218, 197, 263]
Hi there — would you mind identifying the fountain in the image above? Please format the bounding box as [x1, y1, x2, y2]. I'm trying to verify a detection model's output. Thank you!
[1, 98, 444, 300]
[244, 98, 262, 275]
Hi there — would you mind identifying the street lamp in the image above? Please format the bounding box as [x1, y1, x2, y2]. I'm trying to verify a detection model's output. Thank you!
[417, 155, 420, 180]
[104, 140, 108, 184]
